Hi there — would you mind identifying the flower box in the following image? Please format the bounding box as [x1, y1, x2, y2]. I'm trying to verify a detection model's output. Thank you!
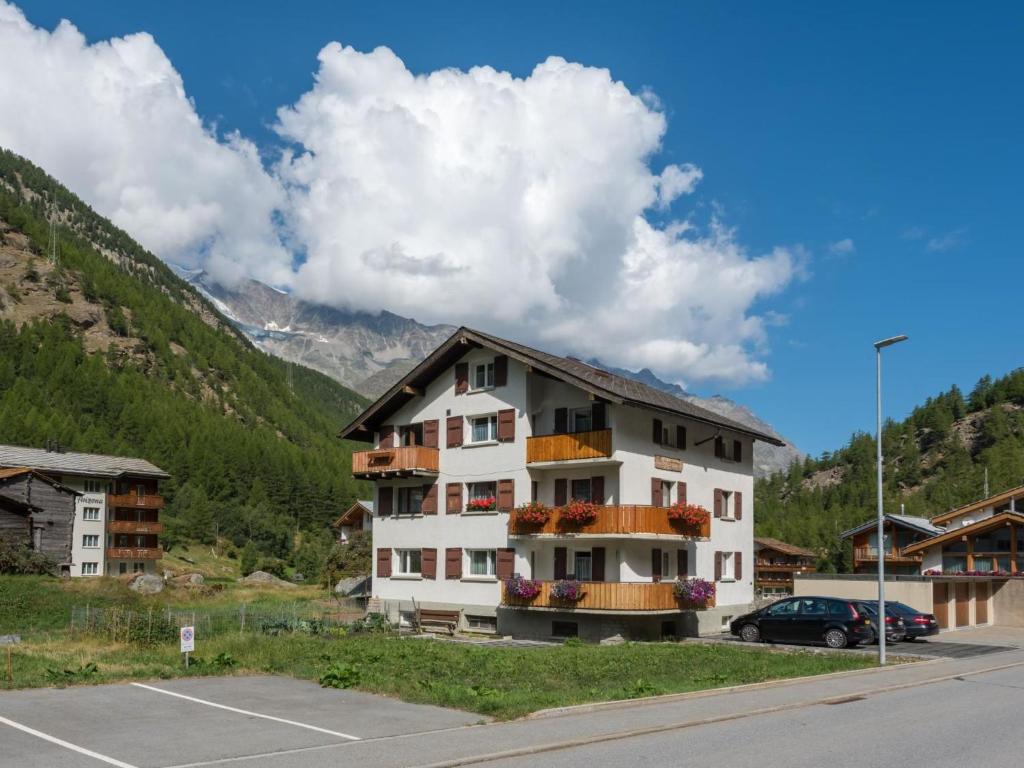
[514, 501, 552, 526]
[505, 575, 542, 600]
[466, 496, 497, 512]
[666, 503, 710, 528]
[560, 499, 597, 525]
[673, 577, 715, 609]
[550, 579, 584, 602]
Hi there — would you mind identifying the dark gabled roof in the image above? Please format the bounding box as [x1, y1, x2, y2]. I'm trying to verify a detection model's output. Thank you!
[754, 537, 817, 558]
[0, 445, 169, 480]
[0, 467, 82, 497]
[902, 512, 1024, 555]
[839, 513, 944, 541]
[338, 327, 785, 445]
[331, 500, 373, 528]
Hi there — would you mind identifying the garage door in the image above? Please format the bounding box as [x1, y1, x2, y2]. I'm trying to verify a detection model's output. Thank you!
[976, 582, 989, 624]
[955, 582, 971, 627]
[933, 582, 949, 629]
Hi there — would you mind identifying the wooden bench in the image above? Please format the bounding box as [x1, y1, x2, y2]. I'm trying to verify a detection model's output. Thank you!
[416, 609, 461, 635]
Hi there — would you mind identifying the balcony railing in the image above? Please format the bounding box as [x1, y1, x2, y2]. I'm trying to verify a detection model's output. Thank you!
[106, 547, 162, 561]
[754, 563, 817, 573]
[854, 547, 923, 563]
[502, 580, 715, 611]
[509, 505, 710, 538]
[107, 493, 164, 510]
[352, 446, 440, 478]
[526, 429, 612, 464]
[107, 520, 164, 535]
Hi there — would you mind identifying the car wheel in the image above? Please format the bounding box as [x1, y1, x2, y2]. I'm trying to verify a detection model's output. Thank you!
[824, 628, 848, 649]
[740, 624, 760, 643]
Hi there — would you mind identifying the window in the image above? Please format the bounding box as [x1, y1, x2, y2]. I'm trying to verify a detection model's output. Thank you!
[570, 407, 592, 433]
[81, 562, 98, 575]
[570, 479, 592, 502]
[133, 563, 145, 573]
[396, 486, 424, 516]
[662, 551, 671, 580]
[84, 479, 105, 494]
[472, 362, 495, 390]
[82, 507, 100, 521]
[397, 549, 422, 576]
[720, 551, 734, 580]
[118, 562, 127, 575]
[661, 481, 674, 506]
[466, 615, 497, 632]
[828, 600, 854, 618]
[467, 482, 497, 509]
[467, 549, 497, 577]
[82, 534, 100, 548]
[573, 551, 592, 580]
[798, 598, 828, 616]
[470, 415, 498, 443]
[399, 423, 423, 446]
[766, 599, 799, 617]
[721, 490, 734, 519]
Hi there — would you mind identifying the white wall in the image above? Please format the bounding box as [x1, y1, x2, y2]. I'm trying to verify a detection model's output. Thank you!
[63, 476, 107, 578]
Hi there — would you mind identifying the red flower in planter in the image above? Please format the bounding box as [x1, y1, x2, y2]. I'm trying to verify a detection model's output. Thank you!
[667, 503, 710, 528]
[560, 499, 597, 524]
[466, 496, 497, 512]
[514, 502, 552, 526]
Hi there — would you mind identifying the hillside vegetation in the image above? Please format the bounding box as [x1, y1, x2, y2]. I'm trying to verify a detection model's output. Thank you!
[0, 148, 368, 569]
[756, 370, 1024, 570]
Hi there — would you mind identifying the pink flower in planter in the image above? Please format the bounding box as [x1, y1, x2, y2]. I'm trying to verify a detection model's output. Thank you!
[550, 579, 584, 601]
[505, 575, 542, 600]
[673, 577, 715, 607]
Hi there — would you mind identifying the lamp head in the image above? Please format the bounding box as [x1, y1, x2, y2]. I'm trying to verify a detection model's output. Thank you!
[874, 335, 908, 350]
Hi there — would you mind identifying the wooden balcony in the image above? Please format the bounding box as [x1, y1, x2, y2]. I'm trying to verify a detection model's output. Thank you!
[107, 520, 163, 535]
[854, 547, 923, 564]
[352, 446, 440, 479]
[755, 563, 817, 573]
[502, 580, 715, 612]
[509, 505, 710, 538]
[107, 493, 164, 510]
[106, 547, 162, 561]
[526, 429, 612, 464]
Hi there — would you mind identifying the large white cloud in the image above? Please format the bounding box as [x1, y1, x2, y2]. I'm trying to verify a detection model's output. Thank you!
[0, 2, 291, 287]
[0, 3, 802, 386]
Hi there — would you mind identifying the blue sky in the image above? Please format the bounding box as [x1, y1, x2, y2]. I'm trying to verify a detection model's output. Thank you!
[12, 1, 1024, 457]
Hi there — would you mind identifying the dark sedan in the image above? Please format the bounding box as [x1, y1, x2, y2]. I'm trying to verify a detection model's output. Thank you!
[885, 601, 940, 640]
[730, 596, 874, 649]
[852, 601, 906, 643]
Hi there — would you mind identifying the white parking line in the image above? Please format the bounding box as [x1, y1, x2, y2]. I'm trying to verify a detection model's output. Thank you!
[0, 714, 139, 767]
[130, 683, 361, 740]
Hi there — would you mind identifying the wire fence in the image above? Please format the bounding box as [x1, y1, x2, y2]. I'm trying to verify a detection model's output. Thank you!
[69, 599, 370, 645]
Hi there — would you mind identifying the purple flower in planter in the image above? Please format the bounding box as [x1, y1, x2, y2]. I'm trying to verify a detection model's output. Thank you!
[673, 577, 715, 607]
[505, 575, 542, 600]
[550, 579, 583, 601]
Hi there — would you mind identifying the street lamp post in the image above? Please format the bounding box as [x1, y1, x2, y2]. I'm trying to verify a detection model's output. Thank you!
[874, 334, 908, 666]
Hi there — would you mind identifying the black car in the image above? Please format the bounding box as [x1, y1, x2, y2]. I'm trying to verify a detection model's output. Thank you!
[730, 596, 874, 649]
[851, 601, 906, 644]
[884, 601, 940, 640]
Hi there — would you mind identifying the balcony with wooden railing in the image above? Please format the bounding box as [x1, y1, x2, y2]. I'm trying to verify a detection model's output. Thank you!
[106, 547, 163, 561]
[502, 580, 715, 612]
[107, 520, 164, 535]
[352, 446, 440, 479]
[107, 492, 164, 510]
[853, 546, 923, 564]
[509, 505, 710, 538]
[526, 429, 613, 464]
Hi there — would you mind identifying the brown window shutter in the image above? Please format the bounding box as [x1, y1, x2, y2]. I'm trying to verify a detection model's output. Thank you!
[734, 490, 743, 520]
[733, 440, 742, 462]
[379, 425, 395, 449]
[455, 362, 469, 394]
[497, 408, 516, 441]
[714, 437, 724, 458]
[494, 355, 508, 387]
[652, 418, 662, 444]
[554, 478, 568, 506]
[714, 551, 723, 581]
[445, 548, 462, 579]
[554, 407, 568, 434]
[714, 488, 723, 518]
[676, 425, 687, 450]
[735, 551, 743, 581]
[590, 476, 604, 504]
[376, 548, 392, 578]
[591, 402, 606, 431]
[421, 483, 438, 515]
[496, 548, 515, 580]
[446, 416, 463, 448]
[497, 479, 515, 511]
[677, 481, 687, 505]
[651, 548, 663, 582]
[677, 548, 689, 577]
[531, 481, 538, 502]
[554, 546, 567, 579]
[446, 483, 463, 514]
[592, 546, 606, 582]
[422, 419, 439, 449]
[651, 477, 663, 507]
[421, 548, 437, 579]
[378, 487, 393, 517]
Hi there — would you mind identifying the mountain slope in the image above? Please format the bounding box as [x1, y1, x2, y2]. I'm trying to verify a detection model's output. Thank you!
[0, 147, 369, 560]
[755, 372, 1024, 570]
[187, 273, 455, 397]
[588, 359, 803, 477]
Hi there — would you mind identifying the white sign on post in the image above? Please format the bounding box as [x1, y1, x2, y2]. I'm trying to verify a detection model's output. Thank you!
[180, 626, 195, 653]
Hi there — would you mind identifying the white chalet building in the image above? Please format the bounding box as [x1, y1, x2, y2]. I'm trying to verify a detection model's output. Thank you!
[340, 328, 785, 641]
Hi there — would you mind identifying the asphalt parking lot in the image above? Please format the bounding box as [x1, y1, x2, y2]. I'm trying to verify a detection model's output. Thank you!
[0, 675, 487, 768]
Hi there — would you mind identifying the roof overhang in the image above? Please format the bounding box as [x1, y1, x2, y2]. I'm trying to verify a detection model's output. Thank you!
[839, 515, 940, 541]
[931, 485, 1024, 525]
[902, 512, 1024, 555]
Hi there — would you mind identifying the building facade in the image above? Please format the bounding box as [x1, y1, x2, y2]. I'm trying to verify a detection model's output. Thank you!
[753, 537, 817, 596]
[0, 467, 79, 572]
[341, 328, 784, 640]
[332, 500, 374, 543]
[0, 445, 169, 577]
[839, 513, 943, 574]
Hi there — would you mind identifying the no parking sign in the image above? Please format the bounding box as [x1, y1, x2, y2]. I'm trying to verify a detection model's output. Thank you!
[180, 625, 195, 653]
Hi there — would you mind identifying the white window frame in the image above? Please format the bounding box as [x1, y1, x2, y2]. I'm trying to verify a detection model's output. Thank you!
[465, 549, 497, 579]
[84, 479, 104, 494]
[471, 362, 495, 391]
[721, 490, 735, 521]
[662, 550, 672, 580]
[467, 481, 497, 503]
[81, 562, 98, 575]
[661, 481, 674, 506]
[82, 507, 100, 521]
[82, 534, 100, 549]
[573, 550, 593, 581]
[721, 551, 735, 581]
[468, 414, 498, 444]
[396, 549, 422, 577]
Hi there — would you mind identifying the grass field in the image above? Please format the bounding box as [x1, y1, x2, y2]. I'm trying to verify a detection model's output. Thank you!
[1, 576, 882, 719]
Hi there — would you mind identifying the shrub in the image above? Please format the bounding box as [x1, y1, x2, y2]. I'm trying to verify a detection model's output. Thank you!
[560, 499, 597, 524]
[513, 502, 552, 526]
[0, 540, 56, 575]
[320, 662, 361, 689]
[673, 577, 716, 608]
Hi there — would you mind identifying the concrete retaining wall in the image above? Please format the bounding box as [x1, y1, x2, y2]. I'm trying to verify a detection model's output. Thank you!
[793, 574, 933, 613]
[992, 580, 1024, 627]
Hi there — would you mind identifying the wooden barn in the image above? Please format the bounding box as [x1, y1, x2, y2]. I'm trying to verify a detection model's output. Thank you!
[0, 467, 79, 573]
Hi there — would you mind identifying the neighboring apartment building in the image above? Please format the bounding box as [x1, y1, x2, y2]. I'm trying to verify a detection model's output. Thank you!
[839, 513, 943, 574]
[0, 444, 170, 577]
[340, 327, 784, 641]
[332, 500, 373, 543]
[753, 537, 817, 595]
[0, 467, 79, 572]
